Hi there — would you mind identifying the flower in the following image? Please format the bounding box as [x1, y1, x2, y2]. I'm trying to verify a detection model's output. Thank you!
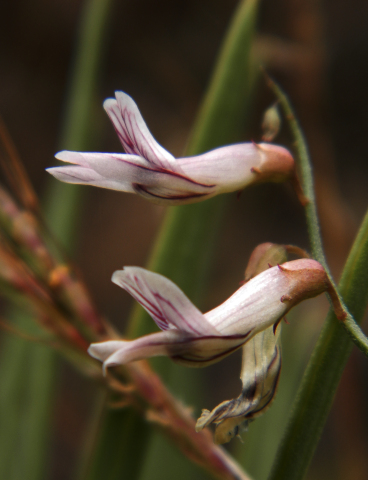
[196, 324, 282, 444]
[47, 92, 296, 205]
[196, 242, 287, 444]
[88, 258, 330, 374]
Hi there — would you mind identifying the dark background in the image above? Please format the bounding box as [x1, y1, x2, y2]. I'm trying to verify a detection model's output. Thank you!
[1, 0, 368, 479]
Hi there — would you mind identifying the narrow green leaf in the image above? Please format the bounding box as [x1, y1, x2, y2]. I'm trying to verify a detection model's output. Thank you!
[130, 0, 260, 339]
[263, 78, 368, 480]
[79, 401, 151, 480]
[123, 1, 259, 479]
[0, 315, 56, 480]
[82, 1, 260, 479]
[44, 0, 114, 242]
[268, 209, 368, 480]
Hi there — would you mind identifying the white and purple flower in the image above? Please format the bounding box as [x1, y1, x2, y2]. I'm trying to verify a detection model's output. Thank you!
[88, 259, 330, 373]
[47, 92, 296, 205]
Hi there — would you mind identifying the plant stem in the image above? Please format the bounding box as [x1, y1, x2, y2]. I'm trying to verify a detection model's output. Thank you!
[267, 78, 368, 480]
[268, 77, 368, 356]
[268, 208, 368, 480]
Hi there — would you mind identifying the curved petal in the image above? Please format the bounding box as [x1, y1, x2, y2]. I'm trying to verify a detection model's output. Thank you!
[88, 330, 254, 372]
[104, 92, 175, 169]
[112, 267, 218, 335]
[90, 330, 186, 374]
[170, 331, 254, 368]
[196, 325, 282, 444]
[205, 259, 328, 336]
[46, 165, 108, 186]
[204, 265, 291, 335]
[131, 179, 215, 205]
[49, 151, 215, 202]
[51, 151, 153, 192]
[88, 340, 128, 362]
[177, 143, 294, 193]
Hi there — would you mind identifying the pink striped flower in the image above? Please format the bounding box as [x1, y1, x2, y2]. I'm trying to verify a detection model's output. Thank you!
[47, 92, 295, 205]
[88, 259, 330, 374]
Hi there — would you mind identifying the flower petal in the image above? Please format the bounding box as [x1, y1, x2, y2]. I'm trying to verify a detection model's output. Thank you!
[205, 259, 328, 336]
[111, 267, 218, 335]
[196, 325, 282, 444]
[49, 151, 215, 203]
[46, 165, 107, 185]
[89, 330, 185, 374]
[88, 340, 129, 362]
[170, 331, 254, 368]
[177, 143, 295, 193]
[49, 151, 149, 192]
[89, 329, 254, 373]
[131, 181, 214, 205]
[104, 92, 175, 169]
[204, 265, 290, 335]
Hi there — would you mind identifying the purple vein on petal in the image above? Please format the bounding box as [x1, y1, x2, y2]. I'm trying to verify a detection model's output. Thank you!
[120, 280, 171, 331]
[153, 292, 202, 335]
[132, 184, 213, 201]
[171, 331, 254, 364]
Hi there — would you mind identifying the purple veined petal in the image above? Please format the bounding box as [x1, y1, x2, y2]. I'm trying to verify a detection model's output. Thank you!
[104, 92, 175, 170]
[178, 144, 262, 189]
[177, 143, 294, 194]
[170, 330, 254, 368]
[46, 166, 106, 185]
[131, 180, 215, 205]
[89, 329, 255, 373]
[49, 151, 216, 202]
[205, 259, 328, 336]
[112, 267, 219, 335]
[89, 331, 182, 374]
[204, 265, 291, 335]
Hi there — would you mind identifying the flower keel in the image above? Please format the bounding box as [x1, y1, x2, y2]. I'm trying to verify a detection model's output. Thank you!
[47, 92, 297, 205]
[89, 259, 332, 373]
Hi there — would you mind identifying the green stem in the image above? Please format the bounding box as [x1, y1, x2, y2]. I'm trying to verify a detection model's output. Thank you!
[266, 80, 323, 262]
[267, 80, 368, 480]
[268, 208, 368, 480]
[268, 78, 368, 356]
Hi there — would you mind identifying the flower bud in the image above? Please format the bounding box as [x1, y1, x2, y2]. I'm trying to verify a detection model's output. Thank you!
[262, 103, 281, 142]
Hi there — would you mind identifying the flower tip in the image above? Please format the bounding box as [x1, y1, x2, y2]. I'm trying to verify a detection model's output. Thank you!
[54, 150, 70, 161]
[114, 90, 132, 103]
[111, 269, 126, 286]
[87, 343, 100, 360]
[252, 143, 295, 184]
[278, 259, 329, 306]
[45, 167, 64, 180]
[103, 97, 117, 110]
